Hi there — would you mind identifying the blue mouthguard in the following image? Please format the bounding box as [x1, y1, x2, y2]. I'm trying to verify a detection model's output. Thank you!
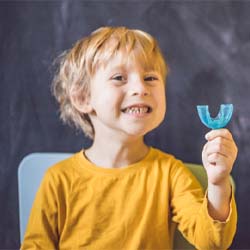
[197, 104, 233, 129]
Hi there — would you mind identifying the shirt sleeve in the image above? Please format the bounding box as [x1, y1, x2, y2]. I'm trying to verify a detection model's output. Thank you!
[20, 169, 59, 250]
[170, 160, 237, 250]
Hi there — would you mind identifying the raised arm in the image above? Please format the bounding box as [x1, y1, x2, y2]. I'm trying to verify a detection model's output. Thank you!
[202, 128, 238, 221]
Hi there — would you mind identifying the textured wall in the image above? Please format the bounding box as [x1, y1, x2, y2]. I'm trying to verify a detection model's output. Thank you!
[0, 1, 249, 249]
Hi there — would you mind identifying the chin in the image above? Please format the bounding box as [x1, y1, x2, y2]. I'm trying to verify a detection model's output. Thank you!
[125, 126, 156, 138]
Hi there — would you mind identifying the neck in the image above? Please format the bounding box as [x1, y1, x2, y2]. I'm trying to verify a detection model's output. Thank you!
[85, 135, 149, 168]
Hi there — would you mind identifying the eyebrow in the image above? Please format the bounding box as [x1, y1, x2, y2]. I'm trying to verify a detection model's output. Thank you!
[108, 64, 126, 71]
[107, 64, 160, 74]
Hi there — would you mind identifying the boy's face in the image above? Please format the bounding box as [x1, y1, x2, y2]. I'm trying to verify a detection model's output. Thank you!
[87, 53, 166, 139]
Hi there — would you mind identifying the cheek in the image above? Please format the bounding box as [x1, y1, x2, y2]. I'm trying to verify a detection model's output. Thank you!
[155, 87, 166, 106]
[91, 88, 122, 110]
[155, 89, 166, 117]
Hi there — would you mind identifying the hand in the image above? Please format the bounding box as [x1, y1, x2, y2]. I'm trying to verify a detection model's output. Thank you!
[202, 129, 238, 185]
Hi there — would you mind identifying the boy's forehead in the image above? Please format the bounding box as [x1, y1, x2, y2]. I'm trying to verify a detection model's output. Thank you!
[101, 52, 157, 73]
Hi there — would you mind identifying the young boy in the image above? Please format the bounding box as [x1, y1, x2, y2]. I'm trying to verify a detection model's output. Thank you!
[21, 26, 238, 250]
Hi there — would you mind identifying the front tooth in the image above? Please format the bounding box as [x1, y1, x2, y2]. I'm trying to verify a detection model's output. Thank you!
[141, 107, 146, 113]
[140, 107, 147, 113]
[125, 107, 149, 114]
[133, 107, 138, 113]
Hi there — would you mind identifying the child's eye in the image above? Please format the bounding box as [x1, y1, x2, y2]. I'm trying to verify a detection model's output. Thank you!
[113, 75, 124, 81]
[111, 74, 127, 83]
[144, 76, 158, 81]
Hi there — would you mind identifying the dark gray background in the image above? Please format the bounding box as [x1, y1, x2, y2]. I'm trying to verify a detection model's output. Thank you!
[1, 1, 250, 249]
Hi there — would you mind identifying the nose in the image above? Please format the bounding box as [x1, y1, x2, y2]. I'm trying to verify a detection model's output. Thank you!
[129, 78, 150, 96]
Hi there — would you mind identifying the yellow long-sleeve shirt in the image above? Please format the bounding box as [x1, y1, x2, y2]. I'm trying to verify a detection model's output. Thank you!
[21, 147, 237, 250]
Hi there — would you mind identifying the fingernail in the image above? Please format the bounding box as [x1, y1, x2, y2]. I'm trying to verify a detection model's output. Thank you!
[205, 133, 210, 140]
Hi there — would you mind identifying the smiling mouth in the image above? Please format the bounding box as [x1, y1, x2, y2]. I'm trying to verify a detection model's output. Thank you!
[121, 106, 152, 115]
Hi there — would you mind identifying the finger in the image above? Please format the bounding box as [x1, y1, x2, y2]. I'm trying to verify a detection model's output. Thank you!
[207, 153, 231, 167]
[205, 145, 237, 164]
[205, 137, 236, 155]
[206, 149, 226, 163]
[205, 129, 233, 141]
[205, 143, 229, 158]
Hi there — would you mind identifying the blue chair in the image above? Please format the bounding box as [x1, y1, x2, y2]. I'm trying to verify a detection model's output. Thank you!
[18, 153, 72, 243]
[18, 153, 235, 249]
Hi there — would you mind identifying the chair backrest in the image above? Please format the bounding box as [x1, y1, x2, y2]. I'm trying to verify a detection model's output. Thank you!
[18, 153, 235, 248]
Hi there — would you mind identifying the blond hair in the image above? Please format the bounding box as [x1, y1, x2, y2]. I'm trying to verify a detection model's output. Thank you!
[52, 26, 168, 139]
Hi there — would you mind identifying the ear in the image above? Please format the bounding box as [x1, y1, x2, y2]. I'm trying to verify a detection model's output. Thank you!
[70, 91, 93, 114]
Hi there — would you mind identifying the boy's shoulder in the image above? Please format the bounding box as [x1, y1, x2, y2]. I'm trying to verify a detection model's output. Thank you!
[148, 147, 187, 172]
[150, 148, 199, 181]
[44, 150, 84, 181]
[150, 147, 183, 164]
